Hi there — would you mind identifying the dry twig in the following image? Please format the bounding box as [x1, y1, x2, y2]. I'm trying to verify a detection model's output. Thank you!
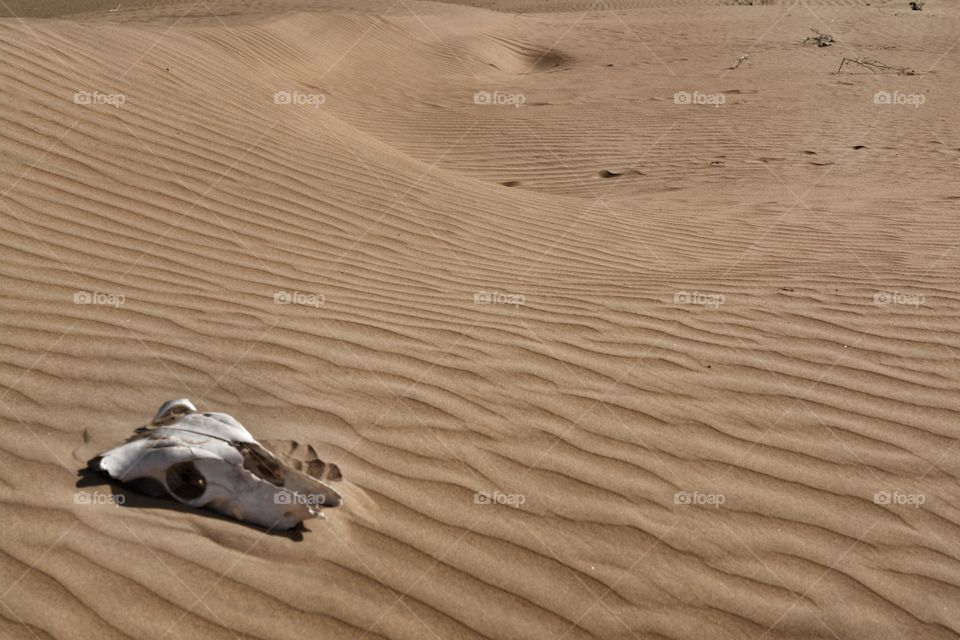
[802, 28, 835, 47]
[836, 57, 916, 75]
[728, 54, 748, 70]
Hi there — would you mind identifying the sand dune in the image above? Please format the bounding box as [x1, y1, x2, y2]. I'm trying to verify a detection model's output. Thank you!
[1, 0, 959, 638]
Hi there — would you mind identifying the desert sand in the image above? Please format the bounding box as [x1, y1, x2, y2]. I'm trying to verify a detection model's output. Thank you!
[1, 0, 959, 638]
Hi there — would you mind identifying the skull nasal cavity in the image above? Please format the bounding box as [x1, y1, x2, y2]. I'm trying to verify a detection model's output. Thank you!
[166, 461, 207, 501]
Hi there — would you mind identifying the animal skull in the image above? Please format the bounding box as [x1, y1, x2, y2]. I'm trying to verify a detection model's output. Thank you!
[90, 399, 342, 529]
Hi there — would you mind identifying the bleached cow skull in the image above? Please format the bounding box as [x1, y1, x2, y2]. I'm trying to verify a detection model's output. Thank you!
[90, 399, 342, 529]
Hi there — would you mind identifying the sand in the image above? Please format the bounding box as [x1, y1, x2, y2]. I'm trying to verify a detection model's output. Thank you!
[1, 0, 959, 638]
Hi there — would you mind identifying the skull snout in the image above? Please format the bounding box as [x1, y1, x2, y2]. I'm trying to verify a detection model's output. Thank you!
[317, 487, 342, 508]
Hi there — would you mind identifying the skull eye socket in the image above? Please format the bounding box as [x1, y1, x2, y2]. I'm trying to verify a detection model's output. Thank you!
[165, 461, 207, 501]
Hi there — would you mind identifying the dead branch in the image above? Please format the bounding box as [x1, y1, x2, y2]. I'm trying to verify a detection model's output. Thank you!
[728, 54, 749, 70]
[836, 57, 916, 75]
[802, 28, 835, 47]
